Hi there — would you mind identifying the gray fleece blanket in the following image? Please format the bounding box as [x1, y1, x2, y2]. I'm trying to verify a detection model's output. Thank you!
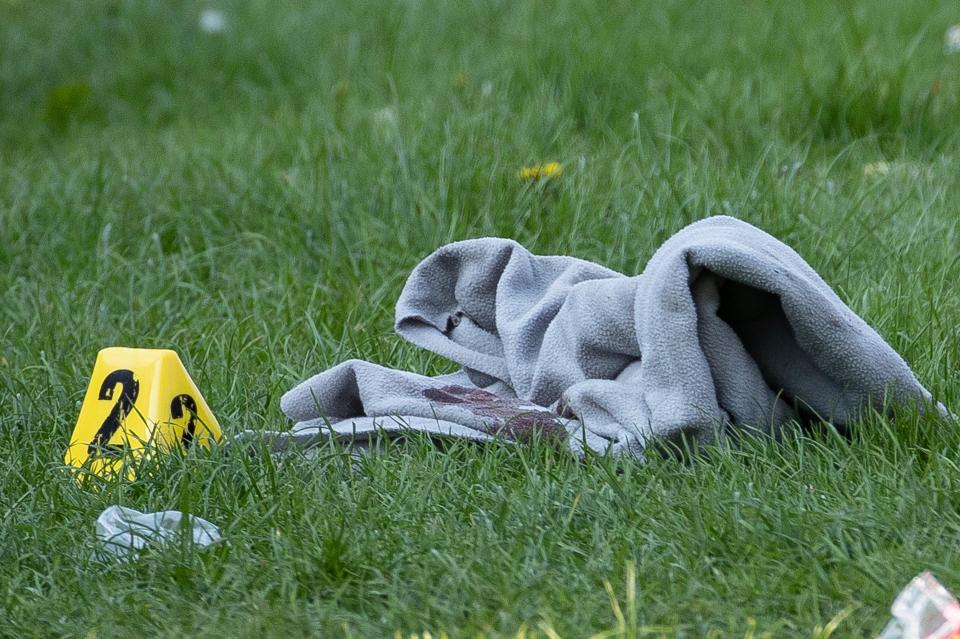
[275, 216, 938, 459]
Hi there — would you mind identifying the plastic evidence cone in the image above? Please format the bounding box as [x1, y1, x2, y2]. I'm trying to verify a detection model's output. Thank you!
[64, 347, 223, 479]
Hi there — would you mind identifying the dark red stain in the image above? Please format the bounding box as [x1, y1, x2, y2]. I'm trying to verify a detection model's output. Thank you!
[422, 385, 567, 444]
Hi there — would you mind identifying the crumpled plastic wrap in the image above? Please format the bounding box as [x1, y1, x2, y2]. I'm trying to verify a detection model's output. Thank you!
[95, 505, 221, 559]
[879, 572, 960, 639]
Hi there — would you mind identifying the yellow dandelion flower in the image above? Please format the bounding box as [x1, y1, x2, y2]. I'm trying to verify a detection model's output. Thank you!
[517, 162, 563, 181]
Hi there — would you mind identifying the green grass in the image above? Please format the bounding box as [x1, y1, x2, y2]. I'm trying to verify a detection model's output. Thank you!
[3, 0, 960, 636]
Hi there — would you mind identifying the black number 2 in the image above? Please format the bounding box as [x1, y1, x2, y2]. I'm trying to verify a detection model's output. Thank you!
[88, 369, 140, 457]
[170, 394, 199, 449]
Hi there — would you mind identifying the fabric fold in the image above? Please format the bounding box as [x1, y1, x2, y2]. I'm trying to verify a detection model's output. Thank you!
[275, 215, 942, 459]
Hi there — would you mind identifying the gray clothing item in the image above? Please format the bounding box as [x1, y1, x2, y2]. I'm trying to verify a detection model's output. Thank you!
[278, 216, 940, 458]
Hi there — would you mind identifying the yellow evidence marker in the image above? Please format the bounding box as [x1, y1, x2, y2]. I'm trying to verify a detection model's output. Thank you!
[65, 347, 223, 479]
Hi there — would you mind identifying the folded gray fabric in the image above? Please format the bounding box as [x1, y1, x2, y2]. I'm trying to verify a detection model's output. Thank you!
[278, 216, 941, 459]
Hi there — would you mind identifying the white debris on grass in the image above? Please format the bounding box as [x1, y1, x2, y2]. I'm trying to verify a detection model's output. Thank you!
[199, 8, 227, 34]
[879, 572, 960, 639]
[945, 25, 960, 54]
[373, 106, 400, 140]
[95, 505, 221, 559]
[374, 106, 399, 127]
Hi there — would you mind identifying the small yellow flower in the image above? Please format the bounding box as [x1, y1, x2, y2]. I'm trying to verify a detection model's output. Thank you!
[517, 162, 563, 181]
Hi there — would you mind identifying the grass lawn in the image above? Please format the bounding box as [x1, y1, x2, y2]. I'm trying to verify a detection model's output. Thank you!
[4, 0, 960, 636]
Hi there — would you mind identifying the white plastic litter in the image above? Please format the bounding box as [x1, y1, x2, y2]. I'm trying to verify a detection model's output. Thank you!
[95, 505, 221, 559]
[879, 572, 960, 639]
